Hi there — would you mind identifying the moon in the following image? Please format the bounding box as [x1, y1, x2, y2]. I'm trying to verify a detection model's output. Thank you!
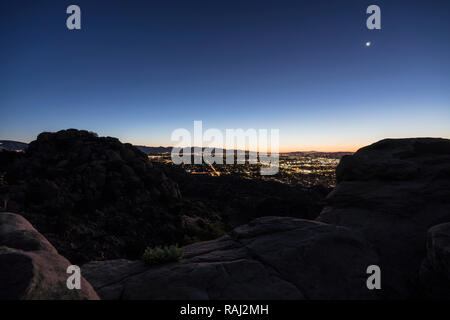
[365, 41, 372, 47]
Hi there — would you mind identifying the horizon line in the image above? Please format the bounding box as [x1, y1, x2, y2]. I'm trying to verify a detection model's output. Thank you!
[0, 138, 356, 154]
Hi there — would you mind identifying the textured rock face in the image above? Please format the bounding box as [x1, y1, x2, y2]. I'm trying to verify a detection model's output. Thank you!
[0, 212, 99, 300]
[82, 216, 380, 300]
[426, 223, 450, 279]
[419, 223, 450, 298]
[317, 138, 450, 298]
[0, 129, 185, 263]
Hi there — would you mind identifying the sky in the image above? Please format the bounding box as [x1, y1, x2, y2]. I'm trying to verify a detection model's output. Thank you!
[1, 0, 449, 152]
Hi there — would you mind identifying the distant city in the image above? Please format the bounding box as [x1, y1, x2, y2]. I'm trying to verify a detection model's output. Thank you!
[0, 140, 351, 188]
[148, 149, 352, 188]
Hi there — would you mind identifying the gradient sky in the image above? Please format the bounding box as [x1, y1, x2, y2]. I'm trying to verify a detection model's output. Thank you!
[1, 0, 449, 152]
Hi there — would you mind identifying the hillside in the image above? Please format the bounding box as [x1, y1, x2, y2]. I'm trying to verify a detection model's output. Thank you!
[0, 140, 28, 151]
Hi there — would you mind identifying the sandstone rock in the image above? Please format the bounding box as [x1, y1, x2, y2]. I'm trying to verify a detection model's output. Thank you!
[83, 216, 380, 300]
[0, 212, 99, 300]
[317, 138, 450, 298]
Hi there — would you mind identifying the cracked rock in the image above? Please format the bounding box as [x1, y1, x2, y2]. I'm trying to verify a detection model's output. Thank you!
[82, 216, 380, 300]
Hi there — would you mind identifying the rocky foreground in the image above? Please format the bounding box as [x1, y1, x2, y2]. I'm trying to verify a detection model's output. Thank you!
[82, 216, 380, 300]
[0, 212, 98, 300]
[318, 138, 450, 298]
[1, 137, 450, 299]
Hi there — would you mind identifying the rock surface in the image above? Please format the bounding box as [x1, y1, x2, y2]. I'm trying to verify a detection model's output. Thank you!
[0, 129, 186, 263]
[419, 223, 450, 298]
[0, 212, 99, 300]
[82, 216, 380, 300]
[317, 138, 450, 298]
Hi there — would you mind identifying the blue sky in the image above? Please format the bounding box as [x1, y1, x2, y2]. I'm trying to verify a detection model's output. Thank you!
[1, 0, 449, 151]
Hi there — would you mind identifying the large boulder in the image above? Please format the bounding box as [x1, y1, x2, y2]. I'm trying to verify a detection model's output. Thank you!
[419, 223, 450, 298]
[0, 129, 188, 263]
[0, 212, 99, 300]
[83, 216, 380, 300]
[317, 138, 450, 298]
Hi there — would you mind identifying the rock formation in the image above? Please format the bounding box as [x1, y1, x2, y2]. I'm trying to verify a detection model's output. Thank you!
[82, 216, 380, 300]
[317, 138, 450, 298]
[0, 129, 186, 263]
[2, 136, 450, 299]
[0, 129, 327, 263]
[0, 212, 99, 300]
[419, 223, 450, 298]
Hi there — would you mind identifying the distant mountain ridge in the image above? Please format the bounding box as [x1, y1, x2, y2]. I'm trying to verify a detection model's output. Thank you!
[0, 139, 352, 158]
[0, 140, 28, 151]
[134, 145, 172, 155]
[286, 151, 354, 158]
[135, 145, 353, 158]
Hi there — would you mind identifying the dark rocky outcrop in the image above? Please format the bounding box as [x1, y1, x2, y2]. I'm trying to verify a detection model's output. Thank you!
[419, 223, 450, 298]
[0, 129, 328, 263]
[82, 216, 380, 300]
[3, 136, 449, 300]
[0, 130, 185, 263]
[317, 138, 450, 298]
[0, 212, 99, 300]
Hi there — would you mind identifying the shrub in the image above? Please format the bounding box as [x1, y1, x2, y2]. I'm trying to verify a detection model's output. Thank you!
[202, 221, 226, 239]
[182, 221, 227, 245]
[183, 234, 200, 245]
[142, 244, 183, 265]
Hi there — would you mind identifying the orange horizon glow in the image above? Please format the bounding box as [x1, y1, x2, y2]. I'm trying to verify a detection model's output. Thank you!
[278, 146, 360, 153]
[130, 142, 362, 153]
[8, 135, 362, 153]
[278, 143, 362, 153]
